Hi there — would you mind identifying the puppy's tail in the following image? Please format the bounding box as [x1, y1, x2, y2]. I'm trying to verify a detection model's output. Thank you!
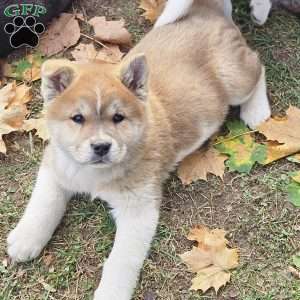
[154, 0, 194, 27]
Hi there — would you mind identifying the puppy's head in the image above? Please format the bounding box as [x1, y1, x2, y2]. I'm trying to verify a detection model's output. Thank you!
[41, 56, 149, 168]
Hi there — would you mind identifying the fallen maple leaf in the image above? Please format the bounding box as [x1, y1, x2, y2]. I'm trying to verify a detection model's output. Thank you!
[38, 13, 81, 56]
[71, 43, 124, 64]
[0, 82, 32, 153]
[180, 225, 239, 293]
[88, 17, 132, 45]
[178, 148, 228, 185]
[258, 106, 300, 164]
[215, 120, 266, 173]
[139, 0, 166, 23]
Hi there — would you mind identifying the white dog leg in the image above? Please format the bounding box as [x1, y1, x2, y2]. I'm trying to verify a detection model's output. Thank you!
[250, 0, 272, 25]
[94, 190, 160, 300]
[7, 160, 70, 262]
[155, 0, 194, 27]
[240, 67, 271, 129]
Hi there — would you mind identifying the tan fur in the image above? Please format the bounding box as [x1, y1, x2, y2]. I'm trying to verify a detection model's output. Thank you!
[45, 0, 262, 181]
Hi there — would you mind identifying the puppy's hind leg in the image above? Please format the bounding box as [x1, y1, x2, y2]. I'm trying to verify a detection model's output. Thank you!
[250, 0, 272, 25]
[155, 0, 194, 27]
[240, 66, 271, 129]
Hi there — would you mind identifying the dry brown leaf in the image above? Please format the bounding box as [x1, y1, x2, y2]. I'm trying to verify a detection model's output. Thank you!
[0, 82, 32, 153]
[139, 0, 166, 23]
[22, 117, 49, 141]
[288, 266, 300, 279]
[75, 13, 85, 21]
[71, 43, 124, 63]
[95, 45, 124, 63]
[178, 148, 228, 185]
[38, 13, 81, 56]
[258, 106, 300, 164]
[42, 254, 55, 267]
[180, 225, 239, 294]
[88, 17, 132, 45]
[187, 226, 228, 249]
[264, 140, 300, 164]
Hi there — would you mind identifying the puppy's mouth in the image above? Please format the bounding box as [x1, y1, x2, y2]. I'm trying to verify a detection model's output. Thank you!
[91, 159, 106, 164]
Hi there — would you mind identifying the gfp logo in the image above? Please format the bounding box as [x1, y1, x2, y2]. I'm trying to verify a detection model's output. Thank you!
[3, 4, 46, 49]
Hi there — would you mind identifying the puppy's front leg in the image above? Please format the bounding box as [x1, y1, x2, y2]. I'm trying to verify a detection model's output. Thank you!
[7, 157, 70, 262]
[94, 188, 160, 300]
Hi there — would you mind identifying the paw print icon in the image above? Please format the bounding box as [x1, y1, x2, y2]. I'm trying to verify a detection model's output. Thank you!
[4, 16, 45, 49]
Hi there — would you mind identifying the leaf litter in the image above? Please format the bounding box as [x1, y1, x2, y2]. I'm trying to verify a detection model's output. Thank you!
[0, 82, 32, 153]
[4, 53, 44, 82]
[71, 43, 124, 63]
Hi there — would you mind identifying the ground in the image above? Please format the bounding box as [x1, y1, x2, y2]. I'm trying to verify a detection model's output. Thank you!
[1, 1, 300, 299]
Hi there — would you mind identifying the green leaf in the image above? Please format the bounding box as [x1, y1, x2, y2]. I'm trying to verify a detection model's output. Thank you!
[215, 120, 267, 173]
[13, 58, 32, 80]
[287, 155, 300, 164]
[7, 52, 44, 82]
[290, 171, 300, 184]
[292, 254, 300, 269]
[288, 181, 300, 207]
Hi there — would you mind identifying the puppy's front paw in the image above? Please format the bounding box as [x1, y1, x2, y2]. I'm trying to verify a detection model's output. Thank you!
[240, 103, 271, 129]
[7, 223, 46, 262]
[250, 0, 272, 25]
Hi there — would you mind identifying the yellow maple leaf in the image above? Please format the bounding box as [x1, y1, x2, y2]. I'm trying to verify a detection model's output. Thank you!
[180, 225, 239, 294]
[139, 0, 166, 23]
[191, 266, 231, 293]
[258, 106, 300, 164]
[178, 148, 228, 185]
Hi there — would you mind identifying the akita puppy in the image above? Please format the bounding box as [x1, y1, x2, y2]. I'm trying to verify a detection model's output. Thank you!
[7, 0, 270, 299]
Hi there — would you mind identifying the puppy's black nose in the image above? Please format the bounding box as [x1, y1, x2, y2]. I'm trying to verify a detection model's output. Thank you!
[91, 143, 111, 156]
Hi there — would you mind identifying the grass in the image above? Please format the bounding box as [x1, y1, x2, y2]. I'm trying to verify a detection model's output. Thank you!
[1, 0, 300, 299]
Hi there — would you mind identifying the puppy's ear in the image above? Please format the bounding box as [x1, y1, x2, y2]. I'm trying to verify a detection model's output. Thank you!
[120, 54, 148, 101]
[41, 59, 77, 102]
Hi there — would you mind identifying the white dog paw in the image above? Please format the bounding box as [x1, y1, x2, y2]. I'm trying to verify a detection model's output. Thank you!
[7, 224, 46, 262]
[240, 103, 271, 129]
[250, 0, 272, 25]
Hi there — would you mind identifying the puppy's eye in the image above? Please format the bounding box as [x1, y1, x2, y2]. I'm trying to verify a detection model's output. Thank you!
[112, 113, 125, 124]
[71, 114, 85, 124]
